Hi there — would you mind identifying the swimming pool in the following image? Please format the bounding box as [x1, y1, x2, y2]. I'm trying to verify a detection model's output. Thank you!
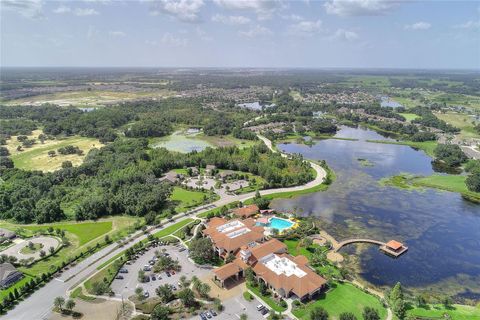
[257, 217, 294, 231]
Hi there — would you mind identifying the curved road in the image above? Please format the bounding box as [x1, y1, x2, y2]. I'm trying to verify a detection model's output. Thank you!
[6, 135, 326, 320]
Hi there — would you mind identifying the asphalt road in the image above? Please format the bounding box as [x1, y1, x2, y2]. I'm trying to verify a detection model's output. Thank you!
[6, 135, 325, 320]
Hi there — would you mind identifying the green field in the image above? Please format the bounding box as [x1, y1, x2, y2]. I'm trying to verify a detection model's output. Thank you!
[407, 304, 480, 320]
[399, 113, 420, 122]
[435, 112, 480, 139]
[20, 243, 43, 254]
[367, 140, 438, 157]
[247, 283, 287, 312]
[293, 282, 387, 320]
[413, 174, 480, 202]
[0, 275, 33, 299]
[284, 239, 319, 260]
[8, 133, 102, 172]
[169, 187, 208, 211]
[22, 221, 113, 246]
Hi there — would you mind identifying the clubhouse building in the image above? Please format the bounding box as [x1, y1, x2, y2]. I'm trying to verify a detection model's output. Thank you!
[203, 217, 327, 301]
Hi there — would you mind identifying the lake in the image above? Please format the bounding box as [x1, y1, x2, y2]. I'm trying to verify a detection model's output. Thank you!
[271, 126, 480, 298]
[150, 131, 213, 153]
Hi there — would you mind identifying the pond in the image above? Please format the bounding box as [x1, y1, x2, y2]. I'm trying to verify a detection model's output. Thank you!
[271, 126, 480, 298]
[150, 131, 213, 153]
[380, 96, 403, 108]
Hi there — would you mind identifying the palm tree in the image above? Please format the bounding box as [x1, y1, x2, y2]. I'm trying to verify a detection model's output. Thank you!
[53, 296, 65, 311]
[65, 299, 75, 312]
[179, 275, 189, 288]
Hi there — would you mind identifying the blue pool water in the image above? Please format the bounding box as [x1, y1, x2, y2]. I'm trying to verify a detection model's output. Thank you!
[259, 217, 294, 231]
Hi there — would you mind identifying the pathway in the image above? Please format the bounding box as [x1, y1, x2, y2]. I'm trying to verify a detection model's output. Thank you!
[8, 135, 327, 320]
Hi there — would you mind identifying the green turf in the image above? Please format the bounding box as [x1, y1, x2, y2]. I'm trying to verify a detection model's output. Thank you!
[366, 140, 438, 157]
[20, 243, 43, 254]
[23, 221, 113, 246]
[399, 113, 420, 122]
[413, 174, 480, 201]
[153, 218, 194, 238]
[169, 187, 208, 212]
[407, 304, 480, 320]
[284, 239, 318, 260]
[293, 282, 387, 320]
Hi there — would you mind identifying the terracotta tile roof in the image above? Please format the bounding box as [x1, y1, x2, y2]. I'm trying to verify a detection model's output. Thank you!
[252, 253, 326, 298]
[213, 263, 241, 281]
[386, 240, 403, 250]
[203, 218, 265, 253]
[232, 205, 259, 218]
[249, 239, 287, 261]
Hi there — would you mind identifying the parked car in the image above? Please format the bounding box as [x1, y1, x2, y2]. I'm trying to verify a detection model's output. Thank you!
[179, 247, 186, 252]
[115, 275, 124, 280]
[166, 271, 171, 277]
[119, 268, 128, 273]
[205, 311, 212, 318]
[149, 260, 155, 265]
[143, 276, 150, 282]
[171, 270, 175, 275]
[256, 304, 265, 311]
[209, 309, 217, 316]
[151, 275, 156, 280]
[144, 291, 149, 298]
[261, 308, 269, 315]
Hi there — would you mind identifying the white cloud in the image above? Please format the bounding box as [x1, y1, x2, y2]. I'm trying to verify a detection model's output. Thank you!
[329, 28, 359, 41]
[238, 25, 273, 38]
[196, 27, 213, 41]
[1, 0, 44, 19]
[211, 14, 250, 25]
[74, 8, 99, 16]
[53, 6, 99, 16]
[288, 20, 323, 36]
[53, 6, 71, 14]
[325, 0, 398, 16]
[146, 33, 188, 47]
[86, 25, 100, 40]
[280, 14, 304, 21]
[109, 31, 126, 37]
[213, 0, 284, 20]
[404, 21, 431, 30]
[149, 0, 204, 23]
[454, 20, 480, 30]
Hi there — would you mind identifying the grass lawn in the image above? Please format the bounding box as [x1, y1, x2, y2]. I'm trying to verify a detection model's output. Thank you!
[247, 283, 287, 312]
[293, 282, 387, 320]
[407, 304, 480, 320]
[20, 243, 43, 254]
[152, 218, 194, 238]
[366, 140, 438, 157]
[169, 187, 208, 212]
[7, 131, 103, 172]
[412, 174, 480, 202]
[22, 221, 113, 246]
[284, 239, 319, 260]
[435, 112, 480, 139]
[399, 113, 420, 122]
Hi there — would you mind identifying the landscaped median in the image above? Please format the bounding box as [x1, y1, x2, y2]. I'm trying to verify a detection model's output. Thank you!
[292, 282, 388, 320]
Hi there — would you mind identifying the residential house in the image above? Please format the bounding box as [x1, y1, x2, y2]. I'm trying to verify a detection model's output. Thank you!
[0, 263, 23, 289]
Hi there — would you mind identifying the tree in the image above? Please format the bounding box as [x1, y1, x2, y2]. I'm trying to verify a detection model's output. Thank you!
[389, 282, 406, 319]
[49, 246, 55, 255]
[39, 250, 46, 258]
[339, 312, 357, 320]
[245, 267, 255, 284]
[362, 307, 380, 320]
[259, 281, 268, 296]
[310, 306, 329, 320]
[151, 304, 170, 320]
[443, 296, 453, 309]
[65, 299, 75, 312]
[156, 284, 174, 303]
[433, 144, 467, 167]
[62, 161, 73, 169]
[188, 237, 215, 264]
[466, 172, 480, 192]
[177, 288, 195, 307]
[197, 282, 211, 298]
[53, 296, 65, 311]
[179, 275, 189, 288]
[135, 287, 145, 300]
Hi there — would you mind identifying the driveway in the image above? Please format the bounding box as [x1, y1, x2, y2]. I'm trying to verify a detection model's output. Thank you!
[1, 236, 61, 261]
[111, 244, 211, 298]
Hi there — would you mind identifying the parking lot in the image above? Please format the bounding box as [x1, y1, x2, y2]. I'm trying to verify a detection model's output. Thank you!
[110, 244, 211, 298]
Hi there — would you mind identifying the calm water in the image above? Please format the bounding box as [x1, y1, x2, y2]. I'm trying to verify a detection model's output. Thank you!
[380, 96, 403, 108]
[150, 131, 213, 153]
[272, 127, 480, 297]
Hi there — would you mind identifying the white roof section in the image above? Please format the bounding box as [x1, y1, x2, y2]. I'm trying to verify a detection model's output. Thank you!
[261, 254, 307, 278]
[216, 220, 245, 233]
[226, 227, 251, 239]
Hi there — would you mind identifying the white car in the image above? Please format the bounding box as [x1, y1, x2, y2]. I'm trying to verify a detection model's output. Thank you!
[256, 304, 264, 311]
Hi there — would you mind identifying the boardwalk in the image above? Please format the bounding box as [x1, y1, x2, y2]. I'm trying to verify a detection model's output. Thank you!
[334, 238, 386, 252]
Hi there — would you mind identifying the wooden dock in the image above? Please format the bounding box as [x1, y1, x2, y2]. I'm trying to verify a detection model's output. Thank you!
[334, 238, 408, 258]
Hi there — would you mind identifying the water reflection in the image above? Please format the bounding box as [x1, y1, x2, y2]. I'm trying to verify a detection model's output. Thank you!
[271, 127, 480, 295]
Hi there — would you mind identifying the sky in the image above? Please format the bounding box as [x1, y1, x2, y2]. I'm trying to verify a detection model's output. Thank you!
[1, 0, 479, 69]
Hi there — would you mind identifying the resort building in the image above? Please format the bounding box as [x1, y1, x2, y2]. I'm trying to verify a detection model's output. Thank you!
[203, 217, 265, 260]
[212, 238, 327, 301]
[231, 204, 259, 219]
[0, 263, 23, 289]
